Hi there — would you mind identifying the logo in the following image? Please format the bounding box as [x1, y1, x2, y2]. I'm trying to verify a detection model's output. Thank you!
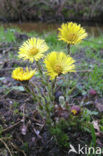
[68, 144, 102, 155]
[68, 144, 77, 154]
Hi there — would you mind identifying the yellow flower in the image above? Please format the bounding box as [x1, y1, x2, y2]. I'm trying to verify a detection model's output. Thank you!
[58, 22, 87, 45]
[71, 105, 81, 115]
[44, 51, 75, 80]
[71, 109, 77, 115]
[18, 37, 49, 62]
[12, 67, 36, 81]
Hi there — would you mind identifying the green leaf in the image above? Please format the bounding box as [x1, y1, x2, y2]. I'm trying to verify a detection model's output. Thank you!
[12, 86, 25, 91]
[0, 77, 5, 81]
[90, 124, 96, 147]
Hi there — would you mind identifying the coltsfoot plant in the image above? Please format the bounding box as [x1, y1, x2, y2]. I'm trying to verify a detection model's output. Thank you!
[12, 22, 94, 148]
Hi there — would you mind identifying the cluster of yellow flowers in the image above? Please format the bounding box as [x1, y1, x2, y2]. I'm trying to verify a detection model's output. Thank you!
[12, 22, 87, 81]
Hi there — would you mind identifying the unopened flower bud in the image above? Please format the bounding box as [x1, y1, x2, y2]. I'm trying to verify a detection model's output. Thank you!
[59, 96, 65, 107]
[89, 89, 97, 97]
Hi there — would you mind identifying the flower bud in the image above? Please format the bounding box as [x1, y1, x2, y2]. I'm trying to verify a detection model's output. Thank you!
[59, 96, 65, 107]
[71, 105, 81, 115]
[89, 89, 97, 97]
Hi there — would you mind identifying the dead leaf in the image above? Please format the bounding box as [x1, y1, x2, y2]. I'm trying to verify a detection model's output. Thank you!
[95, 102, 103, 112]
[92, 120, 100, 132]
[54, 106, 69, 119]
[96, 138, 103, 147]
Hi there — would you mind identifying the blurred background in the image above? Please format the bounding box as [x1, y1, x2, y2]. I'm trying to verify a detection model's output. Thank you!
[0, 0, 103, 23]
[0, 0, 103, 34]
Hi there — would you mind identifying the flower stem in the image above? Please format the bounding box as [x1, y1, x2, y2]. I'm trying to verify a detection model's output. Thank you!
[52, 77, 56, 101]
[36, 61, 53, 103]
[22, 83, 36, 101]
[36, 61, 43, 76]
[67, 44, 70, 54]
[36, 61, 55, 117]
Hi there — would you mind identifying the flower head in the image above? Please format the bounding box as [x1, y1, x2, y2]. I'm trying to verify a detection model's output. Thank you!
[71, 105, 81, 115]
[58, 22, 87, 45]
[44, 51, 75, 80]
[12, 67, 36, 81]
[18, 37, 49, 62]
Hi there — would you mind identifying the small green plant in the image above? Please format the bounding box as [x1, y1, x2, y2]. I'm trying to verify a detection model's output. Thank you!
[50, 119, 69, 147]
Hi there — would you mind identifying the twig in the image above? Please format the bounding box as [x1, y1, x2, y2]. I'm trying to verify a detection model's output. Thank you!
[11, 142, 27, 156]
[0, 138, 13, 156]
[1, 120, 21, 134]
[33, 128, 42, 139]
